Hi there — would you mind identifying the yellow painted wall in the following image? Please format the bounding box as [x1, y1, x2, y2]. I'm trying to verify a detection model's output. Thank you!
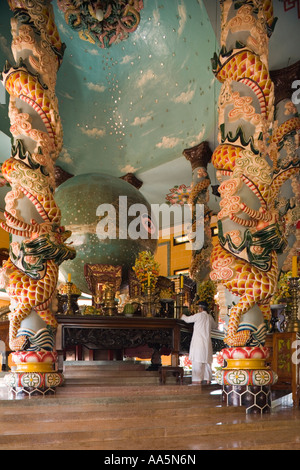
[155, 242, 170, 277]
[154, 231, 192, 277]
[154, 217, 219, 277]
[170, 237, 192, 275]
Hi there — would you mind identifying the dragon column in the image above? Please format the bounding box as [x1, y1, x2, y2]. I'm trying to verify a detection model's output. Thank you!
[0, 0, 76, 398]
[210, 0, 300, 413]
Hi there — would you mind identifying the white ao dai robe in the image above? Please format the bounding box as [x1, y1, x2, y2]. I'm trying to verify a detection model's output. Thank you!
[181, 311, 216, 363]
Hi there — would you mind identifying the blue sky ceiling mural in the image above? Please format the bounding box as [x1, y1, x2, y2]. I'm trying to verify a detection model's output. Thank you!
[0, 0, 299, 207]
[53, 0, 218, 177]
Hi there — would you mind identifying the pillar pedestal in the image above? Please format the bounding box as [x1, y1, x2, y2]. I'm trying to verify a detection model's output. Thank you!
[215, 347, 278, 414]
[222, 385, 272, 414]
[4, 352, 63, 399]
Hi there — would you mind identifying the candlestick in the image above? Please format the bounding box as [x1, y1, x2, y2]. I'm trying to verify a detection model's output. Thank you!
[103, 286, 117, 316]
[175, 290, 184, 319]
[93, 283, 104, 312]
[64, 281, 74, 315]
[292, 256, 298, 278]
[146, 286, 152, 317]
[286, 277, 300, 333]
[68, 273, 71, 283]
[142, 286, 153, 317]
[180, 274, 183, 289]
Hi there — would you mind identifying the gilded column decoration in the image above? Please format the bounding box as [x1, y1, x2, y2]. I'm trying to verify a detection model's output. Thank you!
[210, 0, 300, 413]
[183, 141, 213, 281]
[0, 0, 76, 398]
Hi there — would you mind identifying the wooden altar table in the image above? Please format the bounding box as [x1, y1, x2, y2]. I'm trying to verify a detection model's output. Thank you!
[55, 315, 224, 371]
[56, 316, 190, 370]
[0, 316, 224, 371]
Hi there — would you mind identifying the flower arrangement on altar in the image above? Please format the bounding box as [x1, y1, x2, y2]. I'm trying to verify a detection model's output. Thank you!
[197, 279, 217, 312]
[133, 251, 160, 292]
[271, 271, 293, 308]
[58, 282, 81, 296]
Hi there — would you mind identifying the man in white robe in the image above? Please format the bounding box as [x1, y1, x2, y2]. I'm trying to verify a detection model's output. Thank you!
[181, 301, 217, 385]
[0, 340, 6, 371]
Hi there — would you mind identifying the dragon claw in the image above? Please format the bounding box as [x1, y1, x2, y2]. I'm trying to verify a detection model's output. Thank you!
[10, 335, 29, 352]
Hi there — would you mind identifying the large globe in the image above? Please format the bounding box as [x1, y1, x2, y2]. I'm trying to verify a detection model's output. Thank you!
[55, 173, 157, 293]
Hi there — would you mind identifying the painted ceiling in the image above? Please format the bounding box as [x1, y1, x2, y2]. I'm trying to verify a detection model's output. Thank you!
[0, 0, 299, 211]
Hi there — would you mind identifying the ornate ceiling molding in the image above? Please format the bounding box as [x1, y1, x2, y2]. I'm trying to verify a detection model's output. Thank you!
[120, 172, 143, 189]
[57, 0, 144, 48]
[54, 165, 74, 187]
[183, 141, 212, 171]
[279, 0, 300, 19]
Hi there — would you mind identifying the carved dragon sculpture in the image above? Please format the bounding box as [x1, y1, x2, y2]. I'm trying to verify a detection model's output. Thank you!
[210, 0, 300, 347]
[0, 0, 75, 351]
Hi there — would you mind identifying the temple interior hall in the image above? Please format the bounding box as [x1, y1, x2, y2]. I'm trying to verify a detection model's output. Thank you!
[0, 0, 300, 452]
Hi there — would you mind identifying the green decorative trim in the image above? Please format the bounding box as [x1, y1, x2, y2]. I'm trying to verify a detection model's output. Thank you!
[220, 124, 261, 155]
[218, 220, 287, 271]
[11, 140, 50, 177]
[10, 227, 76, 280]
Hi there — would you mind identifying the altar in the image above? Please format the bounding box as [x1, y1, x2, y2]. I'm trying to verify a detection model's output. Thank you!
[0, 316, 224, 371]
[55, 315, 225, 371]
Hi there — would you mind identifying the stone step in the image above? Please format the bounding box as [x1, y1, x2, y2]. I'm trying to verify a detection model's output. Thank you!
[40, 416, 299, 451]
[0, 407, 245, 435]
[62, 375, 185, 386]
[0, 386, 231, 426]
[63, 371, 161, 380]
[0, 382, 299, 450]
[0, 388, 238, 421]
[63, 369, 159, 377]
[0, 384, 243, 451]
[0, 384, 221, 410]
[63, 377, 162, 386]
[2, 371, 186, 389]
[0, 401, 242, 425]
[62, 360, 187, 386]
[1, 389, 295, 423]
[1, 412, 299, 450]
[63, 360, 149, 371]
[7, 429, 298, 451]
